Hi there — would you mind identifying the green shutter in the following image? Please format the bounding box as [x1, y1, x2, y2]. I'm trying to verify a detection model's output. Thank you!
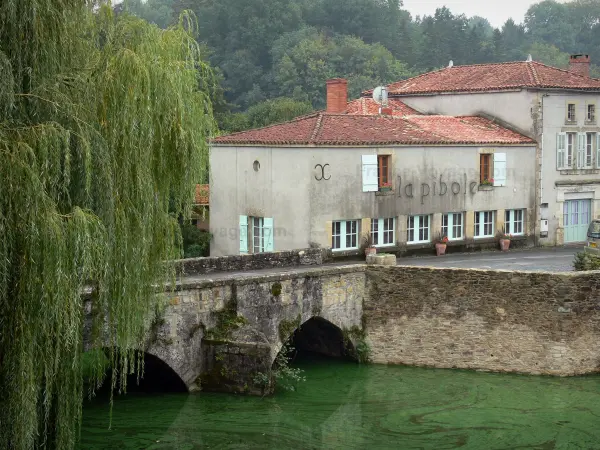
[264, 217, 274, 251]
[239, 215, 248, 254]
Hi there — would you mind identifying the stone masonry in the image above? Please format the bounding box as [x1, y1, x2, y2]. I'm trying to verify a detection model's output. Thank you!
[84, 261, 600, 395]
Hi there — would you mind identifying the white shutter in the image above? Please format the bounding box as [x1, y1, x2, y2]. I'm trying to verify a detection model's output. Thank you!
[493, 152, 507, 186]
[596, 133, 600, 168]
[557, 133, 566, 169]
[362, 154, 378, 192]
[264, 217, 274, 251]
[239, 215, 248, 254]
[577, 132, 586, 169]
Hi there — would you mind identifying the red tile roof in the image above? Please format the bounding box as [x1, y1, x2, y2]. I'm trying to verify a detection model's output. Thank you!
[345, 97, 420, 116]
[195, 184, 209, 205]
[212, 113, 535, 146]
[364, 61, 600, 96]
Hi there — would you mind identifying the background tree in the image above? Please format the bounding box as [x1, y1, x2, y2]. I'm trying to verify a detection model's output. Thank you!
[0, 2, 216, 448]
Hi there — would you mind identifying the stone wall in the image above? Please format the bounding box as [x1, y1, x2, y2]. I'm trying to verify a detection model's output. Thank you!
[177, 247, 329, 275]
[364, 266, 600, 376]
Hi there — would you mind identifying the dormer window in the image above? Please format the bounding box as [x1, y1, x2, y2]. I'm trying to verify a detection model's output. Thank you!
[567, 103, 576, 122]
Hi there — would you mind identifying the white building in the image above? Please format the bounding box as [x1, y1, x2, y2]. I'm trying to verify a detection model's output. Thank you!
[370, 54, 600, 245]
[209, 80, 536, 256]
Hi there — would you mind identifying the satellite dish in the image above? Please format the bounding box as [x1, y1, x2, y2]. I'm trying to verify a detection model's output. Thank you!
[372, 86, 388, 106]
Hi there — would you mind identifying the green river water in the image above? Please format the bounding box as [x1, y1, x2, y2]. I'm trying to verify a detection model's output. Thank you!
[81, 360, 600, 449]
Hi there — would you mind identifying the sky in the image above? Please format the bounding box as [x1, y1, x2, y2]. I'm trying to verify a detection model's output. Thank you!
[402, 0, 568, 28]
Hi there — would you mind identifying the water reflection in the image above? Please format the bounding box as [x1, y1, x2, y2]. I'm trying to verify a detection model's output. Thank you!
[81, 360, 600, 449]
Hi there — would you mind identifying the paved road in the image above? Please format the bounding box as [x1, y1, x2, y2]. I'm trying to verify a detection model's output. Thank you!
[397, 246, 582, 272]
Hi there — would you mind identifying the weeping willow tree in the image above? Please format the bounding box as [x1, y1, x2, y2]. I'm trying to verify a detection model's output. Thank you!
[0, 1, 216, 448]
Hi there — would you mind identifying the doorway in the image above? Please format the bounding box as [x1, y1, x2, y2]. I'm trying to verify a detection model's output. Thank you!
[563, 199, 592, 243]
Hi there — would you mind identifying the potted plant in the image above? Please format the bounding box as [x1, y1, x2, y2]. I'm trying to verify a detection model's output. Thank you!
[379, 182, 392, 192]
[363, 232, 377, 257]
[435, 235, 449, 256]
[480, 178, 494, 187]
[498, 229, 512, 251]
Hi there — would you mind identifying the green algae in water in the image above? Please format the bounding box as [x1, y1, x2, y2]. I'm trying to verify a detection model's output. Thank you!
[80, 362, 600, 449]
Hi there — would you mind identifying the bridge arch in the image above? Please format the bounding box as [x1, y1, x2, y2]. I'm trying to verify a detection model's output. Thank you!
[274, 316, 357, 365]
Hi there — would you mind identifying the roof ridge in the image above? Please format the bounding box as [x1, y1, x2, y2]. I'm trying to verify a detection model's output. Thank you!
[524, 61, 540, 86]
[310, 112, 324, 142]
[530, 60, 600, 81]
[362, 67, 448, 95]
[213, 112, 321, 139]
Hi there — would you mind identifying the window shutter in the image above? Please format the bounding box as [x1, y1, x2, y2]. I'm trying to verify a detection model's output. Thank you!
[263, 217, 274, 252]
[493, 153, 507, 186]
[239, 215, 248, 254]
[577, 132, 586, 169]
[596, 133, 600, 168]
[362, 155, 378, 192]
[556, 133, 566, 169]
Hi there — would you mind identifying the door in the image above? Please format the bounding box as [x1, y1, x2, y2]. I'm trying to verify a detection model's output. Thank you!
[563, 199, 592, 243]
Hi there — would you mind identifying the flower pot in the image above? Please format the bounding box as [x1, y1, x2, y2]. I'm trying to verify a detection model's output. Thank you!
[365, 247, 377, 257]
[379, 186, 392, 192]
[499, 238, 511, 251]
[435, 243, 447, 256]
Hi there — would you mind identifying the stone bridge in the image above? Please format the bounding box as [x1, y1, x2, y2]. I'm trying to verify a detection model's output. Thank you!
[84, 249, 600, 395]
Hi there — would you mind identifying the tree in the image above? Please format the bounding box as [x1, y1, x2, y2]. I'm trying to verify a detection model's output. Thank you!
[528, 42, 570, 68]
[0, 3, 216, 448]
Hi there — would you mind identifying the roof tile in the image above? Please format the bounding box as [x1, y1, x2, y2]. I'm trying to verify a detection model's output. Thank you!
[365, 61, 600, 95]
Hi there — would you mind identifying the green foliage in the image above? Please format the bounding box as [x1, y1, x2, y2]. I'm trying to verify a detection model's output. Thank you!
[181, 223, 211, 258]
[278, 315, 302, 342]
[271, 282, 283, 297]
[205, 300, 249, 341]
[254, 342, 306, 393]
[573, 251, 600, 271]
[0, 3, 216, 448]
[343, 326, 371, 364]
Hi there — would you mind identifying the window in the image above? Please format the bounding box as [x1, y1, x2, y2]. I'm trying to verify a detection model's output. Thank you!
[378, 155, 391, 189]
[253, 217, 264, 253]
[362, 154, 392, 192]
[371, 218, 395, 246]
[442, 213, 464, 240]
[332, 220, 359, 250]
[407, 215, 430, 244]
[588, 104, 596, 122]
[567, 103, 576, 122]
[585, 133, 595, 168]
[567, 133, 575, 168]
[480, 153, 492, 184]
[240, 215, 274, 254]
[474, 211, 495, 238]
[504, 209, 525, 236]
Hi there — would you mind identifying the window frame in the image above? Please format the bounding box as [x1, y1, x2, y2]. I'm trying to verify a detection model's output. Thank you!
[567, 102, 577, 122]
[252, 216, 264, 253]
[407, 215, 431, 244]
[566, 132, 575, 168]
[442, 212, 464, 241]
[585, 132, 595, 168]
[474, 211, 495, 238]
[587, 103, 596, 123]
[371, 217, 395, 247]
[479, 153, 492, 184]
[377, 154, 391, 189]
[332, 220, 360, 251]
[504, 209, 525, 236]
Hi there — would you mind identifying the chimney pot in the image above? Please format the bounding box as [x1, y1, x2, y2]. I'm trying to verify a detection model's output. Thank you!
[569, 54, 590, 77]
[326, 78, 348, 113]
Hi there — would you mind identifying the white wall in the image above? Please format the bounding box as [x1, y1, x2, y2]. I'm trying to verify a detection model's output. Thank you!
[210, 144, 537, 256]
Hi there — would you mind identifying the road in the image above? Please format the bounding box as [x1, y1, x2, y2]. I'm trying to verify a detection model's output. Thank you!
[397, 246, 582, 272]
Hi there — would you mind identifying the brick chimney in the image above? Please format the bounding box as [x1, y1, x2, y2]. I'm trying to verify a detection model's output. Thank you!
[326, 78, 348, 113]
[569, 54, 590, 77]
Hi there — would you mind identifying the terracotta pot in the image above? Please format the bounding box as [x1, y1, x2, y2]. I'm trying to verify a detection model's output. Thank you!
[365, 247, 377, 257]
[499, 238, 511, 251]
[435, 243, 447, 256]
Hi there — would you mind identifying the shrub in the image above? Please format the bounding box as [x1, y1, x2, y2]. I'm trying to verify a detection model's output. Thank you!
[573, 251, 600, 271]
[181, 223, 211, 258]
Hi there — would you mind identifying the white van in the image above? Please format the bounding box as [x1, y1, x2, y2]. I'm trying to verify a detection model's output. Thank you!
[584, 220, 600, 255]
